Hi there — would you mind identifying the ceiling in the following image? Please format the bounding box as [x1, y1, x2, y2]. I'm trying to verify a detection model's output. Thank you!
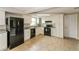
[37, 7, 79, 14]
[0, 7, 79, 14]
[0, 7, 50, 14]
[14, 7, 51, 14]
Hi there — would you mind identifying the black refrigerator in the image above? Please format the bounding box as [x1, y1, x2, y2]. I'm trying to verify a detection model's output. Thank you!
[6, 17, 24, 49]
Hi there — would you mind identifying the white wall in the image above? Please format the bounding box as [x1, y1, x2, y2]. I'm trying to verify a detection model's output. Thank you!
[63, 14, 77, 39]
[77, 14, 79, 39]
[59, 15, 64, 38]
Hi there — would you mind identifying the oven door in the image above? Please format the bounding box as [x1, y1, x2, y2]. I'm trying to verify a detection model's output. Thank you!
[44, 27, 51, 36]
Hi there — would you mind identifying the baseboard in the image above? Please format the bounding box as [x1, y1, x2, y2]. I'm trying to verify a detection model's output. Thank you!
[0, 48, 8, 51]
[75, 37, 79, 40]
[51, 36, 64, 39]
[64, 37, 76, 40]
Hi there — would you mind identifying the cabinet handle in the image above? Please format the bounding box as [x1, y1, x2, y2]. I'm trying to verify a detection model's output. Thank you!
[18, 21, 19, 26]
[46, 29, 47, 31]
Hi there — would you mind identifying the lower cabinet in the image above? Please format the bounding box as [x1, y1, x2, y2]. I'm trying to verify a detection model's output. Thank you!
[24, 29, 30, 41]
[36, 27, 44, 35]
[0, 32, 7, 51]
[51, 28, 57, 37]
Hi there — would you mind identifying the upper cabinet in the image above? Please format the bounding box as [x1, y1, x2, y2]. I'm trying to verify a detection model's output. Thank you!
[0, 11, 5, 25]
[23, 15, 32, 24]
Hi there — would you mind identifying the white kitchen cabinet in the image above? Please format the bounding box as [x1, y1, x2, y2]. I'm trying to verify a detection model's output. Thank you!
[0, 32, 7, 51]
[42, 14, 64, 38]
[0, 11, 5, 25]
[23, 15, 32, 24]
[51, 28, 57, 37]
[36, 27, 44, 35]
[24, 29, 30, 41]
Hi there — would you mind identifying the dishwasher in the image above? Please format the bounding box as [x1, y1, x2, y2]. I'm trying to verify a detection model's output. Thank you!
[30, 28, 36, 38]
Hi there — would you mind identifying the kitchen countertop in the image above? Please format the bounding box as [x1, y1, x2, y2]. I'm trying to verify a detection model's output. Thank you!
[24, 26, 36, 29]
[0, 29, 7, 34]
[24, 26, 40, 29]
[24, 26, 56, 29]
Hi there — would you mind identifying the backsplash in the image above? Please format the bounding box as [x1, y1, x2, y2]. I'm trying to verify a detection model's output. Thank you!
[24, 23, 31, 28]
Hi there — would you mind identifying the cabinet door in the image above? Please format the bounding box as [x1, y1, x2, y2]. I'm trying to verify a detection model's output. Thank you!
[36, 27, 44, 35]
[23, 15, 31, 24]
[16, 18, 24, 35]
[0, 11, 5, 25]
[2, 33, 7, 50]
[0, 34, 2, 50]
[0, 32, 7, 50]
[26, 30, 30, 40]
[24, 29, 30, 41]
[39, 27, 44, 35]
[36, 28, 39, 35]
[51, 28, 57, 36]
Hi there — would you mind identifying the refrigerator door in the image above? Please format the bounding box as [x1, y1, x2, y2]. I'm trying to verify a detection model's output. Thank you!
[16, 18, 24, 35]
[8, 17, 24, 49]
[16, 18, 24, 43]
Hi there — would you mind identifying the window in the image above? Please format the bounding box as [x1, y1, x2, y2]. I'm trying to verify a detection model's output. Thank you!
[30, 17, 37, 26]
[37, 18, 39, 25]
[31, 17, 44, 26]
